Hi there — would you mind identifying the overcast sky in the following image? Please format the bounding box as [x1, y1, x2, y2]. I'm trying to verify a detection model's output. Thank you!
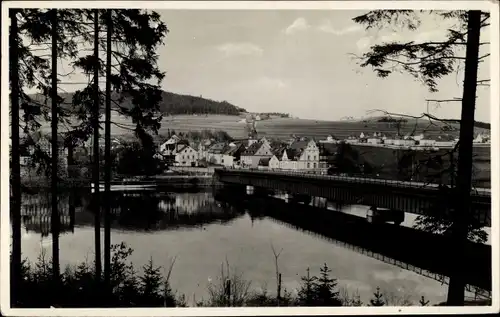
[56, 9, 491, 122]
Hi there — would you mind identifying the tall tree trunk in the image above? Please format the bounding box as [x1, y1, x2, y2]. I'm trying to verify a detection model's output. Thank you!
[103, 9, 113, 289]
[92, 9, 102, 281]
[50, 8, 61, 283]
[446, 10, 481, 306]
[9, 8, 22, 306]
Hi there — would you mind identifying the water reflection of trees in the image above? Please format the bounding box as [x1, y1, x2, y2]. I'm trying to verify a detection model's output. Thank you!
[20, 190, 81, 237]
[108, 191, 244, 231]
[18, 190, 246, 236]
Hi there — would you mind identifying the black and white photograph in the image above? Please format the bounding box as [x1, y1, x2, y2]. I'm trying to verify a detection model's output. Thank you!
[1, 0, 498, 315]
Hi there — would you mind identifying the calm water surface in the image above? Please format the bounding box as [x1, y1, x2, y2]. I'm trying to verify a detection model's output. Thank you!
[18, 187, 483, 305]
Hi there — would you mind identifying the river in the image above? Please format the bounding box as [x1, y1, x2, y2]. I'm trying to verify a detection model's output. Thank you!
[16, 187, 489, 306]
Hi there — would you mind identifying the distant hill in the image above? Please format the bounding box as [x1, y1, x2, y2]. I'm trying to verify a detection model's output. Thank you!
[28, 90, 247, 116]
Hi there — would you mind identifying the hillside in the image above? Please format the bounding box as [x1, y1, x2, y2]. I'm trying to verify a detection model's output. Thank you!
[29, 91, 247, 116]
[362, 115, 490, 131]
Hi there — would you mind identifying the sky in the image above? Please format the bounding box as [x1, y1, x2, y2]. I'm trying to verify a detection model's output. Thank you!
[55, 9, 492, 122]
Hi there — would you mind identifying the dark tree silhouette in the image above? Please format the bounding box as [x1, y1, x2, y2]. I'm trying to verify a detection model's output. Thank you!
[353, 9, 489, 305]
[314, 263, 342, 306]
[370, 287, 385, 306]
[297, 267, 318, 306]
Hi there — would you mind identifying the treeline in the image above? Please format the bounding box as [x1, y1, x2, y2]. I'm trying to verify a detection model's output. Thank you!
[28, 91, 247, 116]
[259, 112, 290, 118]
[162, 129, 233, 143]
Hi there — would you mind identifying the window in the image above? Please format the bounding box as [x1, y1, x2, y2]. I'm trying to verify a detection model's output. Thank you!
[307, 163, 310, 168]
[308, 155, 310, 160]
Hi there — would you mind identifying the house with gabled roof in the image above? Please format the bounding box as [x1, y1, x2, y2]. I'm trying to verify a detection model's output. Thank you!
[173, 144, 199, 167]
[240, 141, 273, 168]
[221, 143, 246, 167]
[206, 142, 227, 165]
[289, 139, 320, 169]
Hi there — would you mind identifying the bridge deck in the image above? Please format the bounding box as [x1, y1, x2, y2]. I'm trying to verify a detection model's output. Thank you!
[214, 168, 491, 226]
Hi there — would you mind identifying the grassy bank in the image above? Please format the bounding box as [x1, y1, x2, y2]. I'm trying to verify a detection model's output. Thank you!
[13, 242, 489, 308]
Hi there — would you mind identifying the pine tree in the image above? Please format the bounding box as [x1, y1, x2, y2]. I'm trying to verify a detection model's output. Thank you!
[297, 267, 318, 306]
[314, 263, 342, 306]
[139, 257, 164, 307]
[370, 287, 385, 306]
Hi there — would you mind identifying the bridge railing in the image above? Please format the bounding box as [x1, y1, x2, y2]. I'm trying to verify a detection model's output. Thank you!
[215, 167, 491, 197]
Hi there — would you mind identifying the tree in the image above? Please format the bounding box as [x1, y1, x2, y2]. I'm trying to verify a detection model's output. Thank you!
[297, 268, 318, 306]
[353, 9, 489, 305]
[50, 8, 60, 283]
[370, 287, 385, 306]
[10, 9, 89, 305]
[314, 263, 342, 306]
[9, 8, 22, 306]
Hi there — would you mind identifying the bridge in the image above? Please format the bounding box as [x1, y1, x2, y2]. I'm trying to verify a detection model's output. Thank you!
[214, 168, 492, 226]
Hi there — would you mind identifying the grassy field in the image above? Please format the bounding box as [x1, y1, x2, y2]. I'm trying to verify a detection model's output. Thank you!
[31, 114, 489, 141]
[106, 114, 489, 140]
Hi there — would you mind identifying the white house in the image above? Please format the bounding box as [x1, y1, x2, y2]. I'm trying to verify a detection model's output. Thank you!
[345, 136, 359, 144]
[367, 133, 383, 145]
[320, 135, 338, 144]
[240, 141, 273, 168]
[269, 155, 280, 169]
[220, 143, 246, 167]
[174, 144, 199, 167]
[418, 138, 436, 147]
[160, 135, 181, 153]
[393, 138, 416, 147]
[281, 139, 320, 170]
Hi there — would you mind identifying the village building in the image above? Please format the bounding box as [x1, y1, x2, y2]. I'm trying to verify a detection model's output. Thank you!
[206, 142, 227, 165]
[393, 136, 416, 147]
[417, 135, 437, 147]
[220, 143, 246, 167]
[257, 157, 271, 170]
[173, 144, 199, 167]
[240, 141, 273, 168]
[366, 132, 383, 145]
[318, 143, 337, 168]
[269, 155, 281, 169]
[278, 139, 320, 170]
[320, 135, 338, 144]
[345, 135, 359, 144]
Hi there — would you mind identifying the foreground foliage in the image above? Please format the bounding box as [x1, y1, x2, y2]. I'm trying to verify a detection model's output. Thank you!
[13, 243, 439, 308]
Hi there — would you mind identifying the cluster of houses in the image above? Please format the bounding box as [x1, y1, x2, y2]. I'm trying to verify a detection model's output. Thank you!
[156, 135, 330, 171]
[156, 130, 491, 170]
[322, 132, 491, 148]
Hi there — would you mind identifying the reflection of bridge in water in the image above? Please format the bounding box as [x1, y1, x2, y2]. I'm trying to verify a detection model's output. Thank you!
[213, 189, 491, 299]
